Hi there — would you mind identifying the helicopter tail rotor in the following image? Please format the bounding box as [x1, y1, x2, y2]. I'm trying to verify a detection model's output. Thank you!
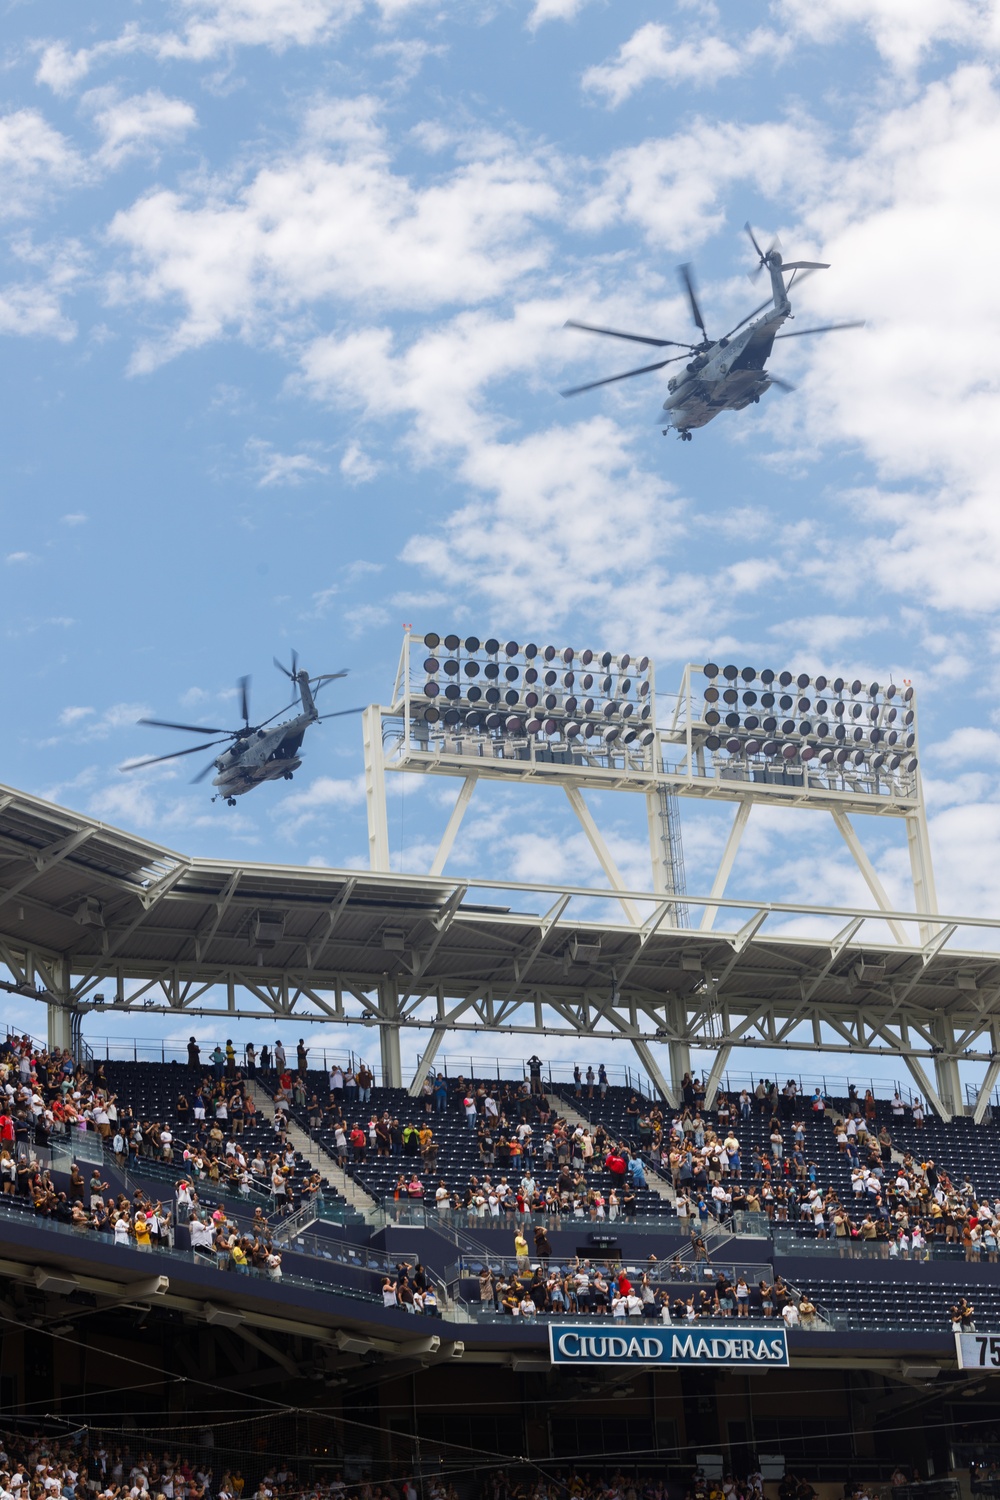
[273, 650, 300, 682]
[744, 221, 783, 280]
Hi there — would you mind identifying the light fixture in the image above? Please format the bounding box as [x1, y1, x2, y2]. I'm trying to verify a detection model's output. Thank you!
[694, 662, 920, 795]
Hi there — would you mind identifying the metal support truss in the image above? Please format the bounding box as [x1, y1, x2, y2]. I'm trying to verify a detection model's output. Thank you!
[699, 800, 751, 933]
[563, 787, 641, 926]
[831, 810, 910, 946]
[429, 778, 477, 878]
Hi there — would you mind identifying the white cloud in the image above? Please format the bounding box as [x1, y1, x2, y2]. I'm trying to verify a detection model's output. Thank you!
[61, 512, 88, 525]
[779, 66, 1000, 614]
[107, 98, 559, 371]
[583, 23, 784, 107]
[86, 89, 198, 168]
[247, 438, 330, 486]
[0, 237, 85, 342]
[775, 0, 1000, 72]
[340, 441, 380, 482]
[527, 0, 596, 29]
[577, 117, 826, 249]
[5, 552, 37, 565]
[0, 110, 83, 217]
[277, 773, 366, 832]
[931, 727, 1000, 767]
[59, 706, 96, 726]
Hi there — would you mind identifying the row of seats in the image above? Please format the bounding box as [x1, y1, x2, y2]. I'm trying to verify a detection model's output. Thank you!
[271, 1073, 675, 1216]
[95, 1062, 364, 1223]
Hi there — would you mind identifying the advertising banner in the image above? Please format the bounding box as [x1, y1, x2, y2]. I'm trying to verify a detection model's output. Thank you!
[548, 1325, 790, 1368]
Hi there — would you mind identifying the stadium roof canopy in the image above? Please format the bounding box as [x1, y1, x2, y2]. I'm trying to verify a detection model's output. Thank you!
[1, 780, 1000, 1114]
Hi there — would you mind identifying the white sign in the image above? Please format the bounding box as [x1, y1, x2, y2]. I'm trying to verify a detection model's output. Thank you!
[955, 1332, 1000, 1370]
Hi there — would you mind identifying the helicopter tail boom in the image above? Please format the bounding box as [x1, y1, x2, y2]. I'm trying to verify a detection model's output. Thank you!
[295, 670, 318, 718]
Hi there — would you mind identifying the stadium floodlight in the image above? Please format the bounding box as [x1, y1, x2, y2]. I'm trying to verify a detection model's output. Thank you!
[392, 630, 658, 772]
[684, 661, 920, 800]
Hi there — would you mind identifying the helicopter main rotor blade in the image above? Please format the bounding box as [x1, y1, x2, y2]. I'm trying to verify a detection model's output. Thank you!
[564, 320, 694, 351]
[138, 718, 235, 735]
[768, 376, 797, 393]
[255, 698, 299, 730]
[744, 220, 767, 263]
[238, 675, 251, 726]
[720, 296, 775, 342]
[122, 738, 230, 772]
[316, 707, 366, 721]
[778, 261, 830, 271]
[311, 670, 349, 684]
[678, 264, 707, 338]
[774, 321, 866, 339]
[560, 354, 687, 398]
[191, 757, 222, 785]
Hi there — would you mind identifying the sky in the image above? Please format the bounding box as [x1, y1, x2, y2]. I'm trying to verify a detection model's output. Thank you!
[3, 0, 1000, 1093]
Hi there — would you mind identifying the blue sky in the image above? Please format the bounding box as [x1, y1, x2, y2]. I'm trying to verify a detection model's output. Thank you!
[4, 0, 1000, 1086]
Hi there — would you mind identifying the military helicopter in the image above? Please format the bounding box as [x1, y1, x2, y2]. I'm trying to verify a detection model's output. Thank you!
[562, 223, 864, 439]
[122, 655, 363, 805]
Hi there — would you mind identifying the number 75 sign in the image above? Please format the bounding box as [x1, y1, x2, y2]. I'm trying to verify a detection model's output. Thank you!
[956, 1333, 1000, 1369]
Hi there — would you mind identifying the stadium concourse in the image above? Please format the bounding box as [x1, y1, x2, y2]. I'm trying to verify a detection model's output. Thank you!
[0, 1038, 999, 1496]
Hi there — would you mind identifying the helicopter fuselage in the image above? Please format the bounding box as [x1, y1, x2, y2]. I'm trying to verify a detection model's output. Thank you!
[661, 259, 789, 436]
[210, 711, 313, 797]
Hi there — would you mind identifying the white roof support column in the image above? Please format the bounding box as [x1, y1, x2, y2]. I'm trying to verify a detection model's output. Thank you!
[631, 1037, 677, 1109]
[46, 957, 72, 1054]
[703, 1045, 732, 1110]
[932, 1017, 963, 1120]
[408, 1025, 445, 1097]
[973, 1051, 1000, 1125]
[902, 1052, 951, 1124]
[378, 977, 402, 1088]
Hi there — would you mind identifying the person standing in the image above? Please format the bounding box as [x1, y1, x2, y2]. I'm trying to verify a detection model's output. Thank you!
[274, 1040, 286, 1072]
[187, 1038, 201, 1068]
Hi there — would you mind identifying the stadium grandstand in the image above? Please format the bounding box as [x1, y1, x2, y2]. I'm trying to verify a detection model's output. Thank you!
[3, 769, 1000, 1500]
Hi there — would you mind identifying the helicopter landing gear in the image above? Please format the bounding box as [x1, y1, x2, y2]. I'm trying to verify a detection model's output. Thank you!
[753, 395, 760, 403]
[227, 797, 237, 807]
[283, 771, 294, 780]
[679, 430, 693, 441]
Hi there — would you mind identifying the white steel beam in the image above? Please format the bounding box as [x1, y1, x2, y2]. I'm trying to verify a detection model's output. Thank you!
[973, 1056, 1000, 1125]
[902, 1053, 951, 1123]
[429, 778, 477, 878]
[699, 800, 751, 932]
[630, 1037, 677, 1109]
[408, 1026, 445, 1097]
[363, 705, 391, 873]
[906, 796, 940, 945]
[703, 1045, 732, 1109]
[564, 787, 641, 927]
[830, 809, 910, 947]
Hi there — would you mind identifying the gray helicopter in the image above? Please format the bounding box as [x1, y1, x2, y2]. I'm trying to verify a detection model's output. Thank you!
[123, 654, 363, 805]
[562, 223, 864, 440]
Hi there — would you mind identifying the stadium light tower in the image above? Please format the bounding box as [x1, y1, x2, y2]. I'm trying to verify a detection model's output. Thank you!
[363, 634, 938, 1097]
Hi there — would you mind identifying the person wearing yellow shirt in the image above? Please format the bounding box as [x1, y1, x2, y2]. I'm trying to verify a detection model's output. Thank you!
[134, 1212, 151, 1249]
[514, 1228, 529, 1272]
[231, 1239, 249, 1274]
